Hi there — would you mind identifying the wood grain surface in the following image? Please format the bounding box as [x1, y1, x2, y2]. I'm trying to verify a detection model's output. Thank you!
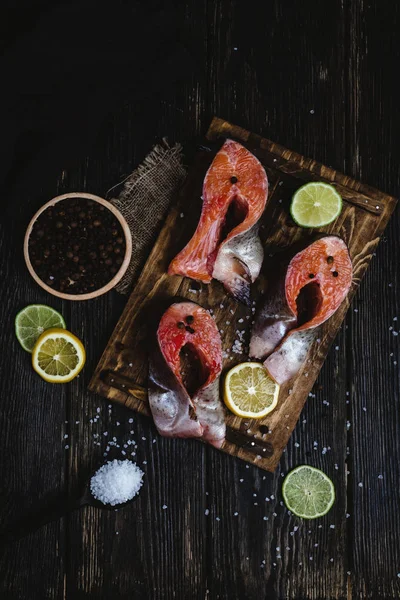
[89, 116, 396, 472]
[1, 1, 400, 599]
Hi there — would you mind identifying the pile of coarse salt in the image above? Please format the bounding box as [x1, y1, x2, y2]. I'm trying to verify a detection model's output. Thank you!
[90, 459, 144, 506]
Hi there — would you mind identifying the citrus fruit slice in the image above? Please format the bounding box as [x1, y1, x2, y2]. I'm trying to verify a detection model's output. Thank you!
[32, 328, 86, 383]
[15, 305, 66, 352]
[282, 465, 335, 519]
[290, 182, 342, 228]
[223, 362, 280, 419]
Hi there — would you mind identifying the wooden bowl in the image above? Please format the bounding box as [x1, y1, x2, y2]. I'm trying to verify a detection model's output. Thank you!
[24, 192, 132, 301]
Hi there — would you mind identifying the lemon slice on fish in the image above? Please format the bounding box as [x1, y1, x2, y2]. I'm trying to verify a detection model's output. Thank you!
[290, 182, 342, 228]
[223, 362, 280, 419]
[32, 328, 86, 383]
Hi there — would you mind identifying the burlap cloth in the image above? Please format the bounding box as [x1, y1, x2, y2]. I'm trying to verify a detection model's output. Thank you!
[109, 140, 186, 294]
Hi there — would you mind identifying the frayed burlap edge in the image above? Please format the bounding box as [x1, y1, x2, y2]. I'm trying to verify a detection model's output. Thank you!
[109, 139, 186, 294]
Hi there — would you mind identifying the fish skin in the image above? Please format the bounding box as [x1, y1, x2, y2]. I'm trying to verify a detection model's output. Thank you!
[250, 235, 353, 384]
[148, 302, 226, 446]
[168, 139, 268, 302]
[263, 328, 318, 385]
[249, 275, 297, 359]
[212, 223, 264, 306]
[194, 378, 226, 448]
[148, 344, 203, 439]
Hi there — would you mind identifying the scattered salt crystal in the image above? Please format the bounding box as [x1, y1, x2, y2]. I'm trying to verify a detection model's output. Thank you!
[330, 524, 335, 529]
[346, 513, 350, 518]
[263, 516, 268, 521]
[234, 512, 238, 516]
[180, 213, 184, 218]
[216, 517, 220, 521]
[205, 509, 210, 516]
[64, 434, 68, 439]
[75, 421, 80, 424]
[162, 505, 168, 510]
[90, 460, 144, 506]
[310, 109, 315, 114]
[378, 474, 383, 479]
[295, 442, 300, 448]
[358, 482, 363, 488]
[65, 445, 69, 450]
[96, 407, 101, 413]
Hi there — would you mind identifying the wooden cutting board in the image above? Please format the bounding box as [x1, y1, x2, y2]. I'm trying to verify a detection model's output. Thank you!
[89, 117, 397, 472]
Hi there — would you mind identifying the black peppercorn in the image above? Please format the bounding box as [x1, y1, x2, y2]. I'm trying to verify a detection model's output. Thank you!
[28, 197, 126, 294]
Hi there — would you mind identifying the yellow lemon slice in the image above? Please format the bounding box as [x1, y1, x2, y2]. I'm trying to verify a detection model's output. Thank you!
[223, 362, 280, 419]
[32, 328, 86, 383]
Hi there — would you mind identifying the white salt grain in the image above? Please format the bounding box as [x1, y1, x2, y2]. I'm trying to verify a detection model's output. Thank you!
[90, 460, 144, 506]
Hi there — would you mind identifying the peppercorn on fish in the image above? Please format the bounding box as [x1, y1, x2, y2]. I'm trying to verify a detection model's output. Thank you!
[168, 140, 268, 305]
[250, 236, 353, 384]
[148, 302, 225, 448]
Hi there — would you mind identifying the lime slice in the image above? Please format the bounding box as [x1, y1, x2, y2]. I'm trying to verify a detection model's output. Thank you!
[32, 328, 86, 383]
[282, 465, 335, 519]
[15, 305, 66, 352]
[223, 362, 280, 419]
[290, 182, 343, 228]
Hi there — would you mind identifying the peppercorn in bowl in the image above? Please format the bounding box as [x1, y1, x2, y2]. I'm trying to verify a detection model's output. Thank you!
[24, 193, 132, 300]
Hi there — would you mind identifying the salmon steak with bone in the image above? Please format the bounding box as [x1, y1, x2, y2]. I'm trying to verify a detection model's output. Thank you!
[250, 235, 353, 385]
[168, 140, 268, 305]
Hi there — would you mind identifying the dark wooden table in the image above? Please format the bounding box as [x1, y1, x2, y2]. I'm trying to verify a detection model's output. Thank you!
[0, 2, 399, 599]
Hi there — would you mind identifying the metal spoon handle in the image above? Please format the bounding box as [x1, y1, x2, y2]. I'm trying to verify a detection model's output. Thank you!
[0, 493, 88, 547]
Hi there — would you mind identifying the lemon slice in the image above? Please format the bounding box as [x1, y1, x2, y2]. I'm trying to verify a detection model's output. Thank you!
[282, 465, 335, 519]
[290, 182, 342, 228]
[223, 362, 280, 419]
[32, 328, 86, 383]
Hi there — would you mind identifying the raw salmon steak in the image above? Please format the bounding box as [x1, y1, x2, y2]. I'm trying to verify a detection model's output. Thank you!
[168, 139, 268, 305]
[148, 302, 225, 448]
[250, 236, 353, 384]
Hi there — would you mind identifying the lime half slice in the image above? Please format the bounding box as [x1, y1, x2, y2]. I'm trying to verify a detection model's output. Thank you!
[290, 182, 342, 228]
[15, 304, 66, 352]
[282, 465, 335, 519]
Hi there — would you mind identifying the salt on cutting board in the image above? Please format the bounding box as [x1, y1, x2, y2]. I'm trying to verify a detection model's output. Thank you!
[89, 117, 397, 472]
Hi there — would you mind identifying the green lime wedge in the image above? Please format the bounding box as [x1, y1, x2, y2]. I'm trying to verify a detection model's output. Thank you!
[290, 182, 343, 228]
[15, 305, 66, 352]
[282, 465, 335, 519]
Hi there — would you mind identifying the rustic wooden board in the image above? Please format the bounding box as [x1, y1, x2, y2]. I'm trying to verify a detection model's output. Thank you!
[89, 116, 397, 472]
